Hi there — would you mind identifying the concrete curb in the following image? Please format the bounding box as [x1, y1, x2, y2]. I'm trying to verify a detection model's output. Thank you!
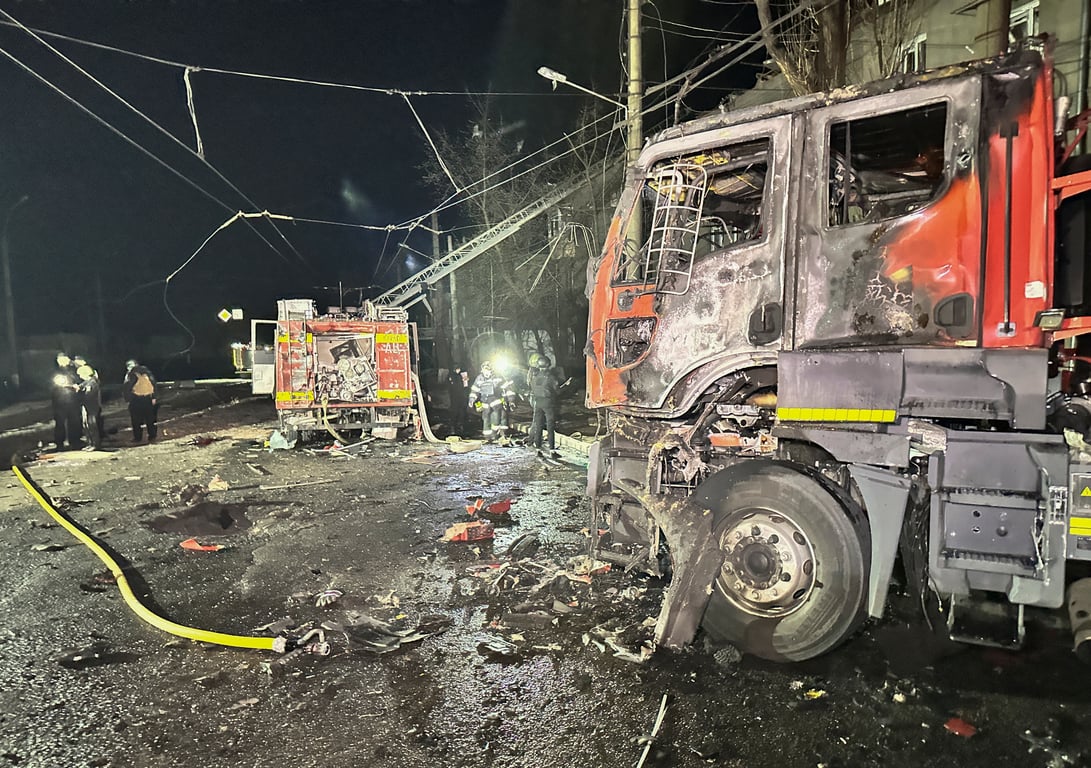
[512, 422, 594, 457]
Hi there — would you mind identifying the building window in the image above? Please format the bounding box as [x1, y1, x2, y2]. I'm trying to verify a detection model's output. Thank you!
[1009, 1, 1039, 45]
[902, 33, 927, 74]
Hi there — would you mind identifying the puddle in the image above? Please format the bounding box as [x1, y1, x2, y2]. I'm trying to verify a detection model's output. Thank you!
[144, 502, 253, 536]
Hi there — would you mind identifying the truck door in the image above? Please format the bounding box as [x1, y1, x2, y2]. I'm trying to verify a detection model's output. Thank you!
[250, 319, 277, 395]
[793, 77, 983, 349]
[587, 114, 792, 412]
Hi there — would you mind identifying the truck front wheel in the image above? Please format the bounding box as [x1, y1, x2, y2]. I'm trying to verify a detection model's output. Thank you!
[701, 463, 869, 662]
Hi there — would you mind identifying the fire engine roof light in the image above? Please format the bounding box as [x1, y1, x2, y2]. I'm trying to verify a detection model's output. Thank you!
[1034, 308, 1066, 330]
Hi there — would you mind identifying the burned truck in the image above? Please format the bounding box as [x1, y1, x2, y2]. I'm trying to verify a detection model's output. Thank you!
[270, 299, 419, 441]
[585, 39, 1091, 661]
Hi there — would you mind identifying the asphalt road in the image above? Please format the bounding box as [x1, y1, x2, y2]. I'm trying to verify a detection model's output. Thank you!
[0, 395, 1088, 768]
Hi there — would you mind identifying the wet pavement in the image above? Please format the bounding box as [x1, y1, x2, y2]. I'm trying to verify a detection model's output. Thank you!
[0, 396, 1089, 768]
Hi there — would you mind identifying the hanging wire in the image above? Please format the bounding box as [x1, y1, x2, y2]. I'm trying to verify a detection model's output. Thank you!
[0, 7, 311, 269]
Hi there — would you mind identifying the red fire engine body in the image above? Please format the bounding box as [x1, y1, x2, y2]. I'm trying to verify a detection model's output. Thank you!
[585, 40, 1091, 661]
[273, 299, 418, 441]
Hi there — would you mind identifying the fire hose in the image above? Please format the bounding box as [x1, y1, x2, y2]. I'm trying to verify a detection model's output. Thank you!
[12, 464, 291, 652]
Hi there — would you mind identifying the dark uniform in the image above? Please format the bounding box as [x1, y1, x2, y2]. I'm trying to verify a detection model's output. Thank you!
[446, 365, 471, 435]
[76, 364, 104, 449]
[528, 356, 563, 453]
[469, 362, 514, 441]
[51, 353, 83, 449]
[123, 360, 158, 442]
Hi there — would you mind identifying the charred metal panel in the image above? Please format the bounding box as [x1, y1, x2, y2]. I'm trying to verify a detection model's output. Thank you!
[778, 348, 1046, 427]
[795, 77, 984, 350]
[772, 424, 911, 468]
[777, 351, 903, 417]
[588, 115, 793, 412]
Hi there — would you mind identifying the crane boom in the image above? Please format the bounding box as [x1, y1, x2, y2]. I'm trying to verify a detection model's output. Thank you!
[374, 169, 606, 307]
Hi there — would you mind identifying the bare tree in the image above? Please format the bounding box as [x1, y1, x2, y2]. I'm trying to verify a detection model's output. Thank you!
[754, 0, 924, 94]
[419, 101, 617, 371]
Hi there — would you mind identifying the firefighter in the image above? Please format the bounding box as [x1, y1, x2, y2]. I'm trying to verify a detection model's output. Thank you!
[123, 359, 158, 443]
[527, 354, 563, 457]
[76, 363, 104, 450]
[446, 363, 471, 436]
[468, 360, 514, 442]
[51, 352, 83, 450]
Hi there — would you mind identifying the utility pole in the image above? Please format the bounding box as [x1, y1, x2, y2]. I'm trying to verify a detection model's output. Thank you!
[626, 0, 643, 168]
[1, 195, 28, 391]
[977, 0, 1013, 57]
[624, 0, 643, 278]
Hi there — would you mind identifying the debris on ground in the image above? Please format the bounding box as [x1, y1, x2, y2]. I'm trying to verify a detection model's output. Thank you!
[945, 716, 978, 738]
[584, 620, 655, 663]
[477, 636, 522, 663]
[179, 537, 224, 552]
[207, 475, 230, 492]
[55, 642, 138, 669]
[712, 644, 742, 667]
[635, 694, 670, 768]
[505, 532, 540, 559]
[258, 479, 337, 491]
[267, 431, 296, 451]
[442, 520, 495, 542]
[165, 482, 208, 506]
[314, 588, 344, 607]
[31, 542, 69, 552]
[321, 613, 445, 655]
[307, 439, 372, 458]
[565, 554, 611, 582]
[245, 463, 272, 476]
[187, 435, 222, 447]
[1022, 718, 1079, 767]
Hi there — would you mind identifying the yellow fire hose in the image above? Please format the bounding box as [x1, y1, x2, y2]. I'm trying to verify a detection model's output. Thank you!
[12, 464, 279, 651]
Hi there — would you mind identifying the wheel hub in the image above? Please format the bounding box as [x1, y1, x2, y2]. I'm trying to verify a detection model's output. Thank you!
[716, 510, 816, 617]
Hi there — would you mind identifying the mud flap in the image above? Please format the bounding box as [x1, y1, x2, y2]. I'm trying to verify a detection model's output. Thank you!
[616, 468, 752, 649]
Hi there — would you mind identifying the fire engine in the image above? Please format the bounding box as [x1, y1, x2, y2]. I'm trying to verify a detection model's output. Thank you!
[585, 39, 1091, 661]
[262, 299, 419, 442]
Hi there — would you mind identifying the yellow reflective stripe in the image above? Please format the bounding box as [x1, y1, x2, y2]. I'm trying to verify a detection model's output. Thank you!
[776, 407, 897, 423]
[276, 391, 314, 401]
[376, 333, 409, 344]
[377, 389, 412, 399]
[276, 332, 313, 343]
[1070, 517, 1091, 535]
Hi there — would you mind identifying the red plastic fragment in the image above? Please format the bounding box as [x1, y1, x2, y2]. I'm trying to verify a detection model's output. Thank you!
[486, 499, 512, 514]
[944, 717, 977, 738]
[442, 520, 495, 542]
[180, 537, 223, 552]
[465, 498, 485, 515]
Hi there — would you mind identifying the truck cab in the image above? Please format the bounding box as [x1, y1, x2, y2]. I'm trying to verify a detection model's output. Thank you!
[586, 39, 1091, 661]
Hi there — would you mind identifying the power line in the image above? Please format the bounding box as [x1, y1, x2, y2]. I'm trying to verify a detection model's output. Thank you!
[0, 7, 310, 270]
[0, 18, 580, 98]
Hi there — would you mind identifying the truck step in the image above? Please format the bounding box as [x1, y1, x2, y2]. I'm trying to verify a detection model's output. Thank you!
[946, 594, 1026, 650]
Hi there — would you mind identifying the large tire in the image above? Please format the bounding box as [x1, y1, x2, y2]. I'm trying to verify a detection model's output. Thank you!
[701, 463, 869, 662]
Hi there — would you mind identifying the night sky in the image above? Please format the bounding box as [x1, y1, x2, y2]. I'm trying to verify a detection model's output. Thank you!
[0, 0, 756, 374]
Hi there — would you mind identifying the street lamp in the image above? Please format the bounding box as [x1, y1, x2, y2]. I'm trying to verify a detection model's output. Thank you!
[1, 194, 28, 391]
[536, 66, 627, 111]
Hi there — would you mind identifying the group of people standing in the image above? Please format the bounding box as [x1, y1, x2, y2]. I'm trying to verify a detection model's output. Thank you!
[446, 353, 566, 455]
[50, 353, 158, 450]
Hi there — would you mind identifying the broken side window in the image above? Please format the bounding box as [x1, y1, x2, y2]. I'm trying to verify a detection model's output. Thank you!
[827, 102, 948, 227]
[614, 137, 770, 289]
